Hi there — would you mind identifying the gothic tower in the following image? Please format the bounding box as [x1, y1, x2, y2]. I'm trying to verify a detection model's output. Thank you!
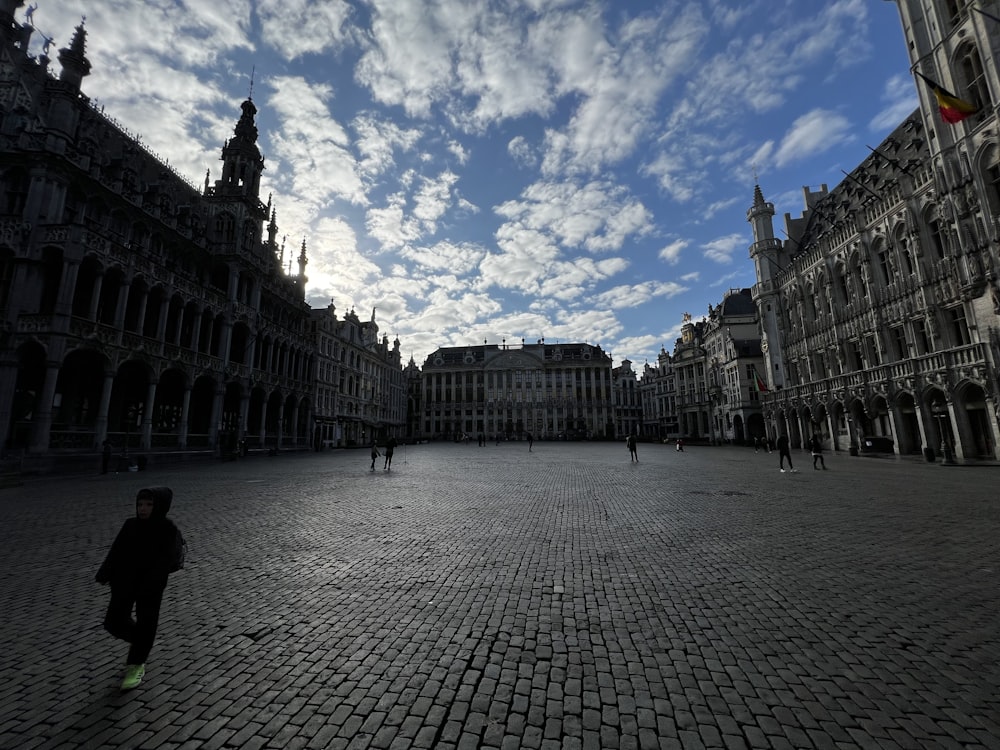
[747, 184, 786, 390]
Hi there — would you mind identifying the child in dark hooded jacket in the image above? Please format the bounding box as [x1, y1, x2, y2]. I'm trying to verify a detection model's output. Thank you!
[96, 486, 184, 690]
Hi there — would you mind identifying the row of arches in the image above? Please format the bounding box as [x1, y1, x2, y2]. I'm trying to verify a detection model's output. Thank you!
[8, 341, 312, 454]
[64, 253, 314, 380]
[768, 381, 997, 461]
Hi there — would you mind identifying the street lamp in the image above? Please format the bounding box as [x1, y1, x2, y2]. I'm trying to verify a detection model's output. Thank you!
[932, 402, 956, 465]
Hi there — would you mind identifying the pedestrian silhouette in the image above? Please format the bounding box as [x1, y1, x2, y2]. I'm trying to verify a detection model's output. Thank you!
[384, 436, 396, 471]
[627, 434, 638, 462]
[96, 487, 185, 691]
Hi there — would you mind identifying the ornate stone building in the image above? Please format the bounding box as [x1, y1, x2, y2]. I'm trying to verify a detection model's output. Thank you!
[637, 290, 765, 446]
[611, 358, 640, 438]
[414, 341, 615, 441]
[749, 0, 1000, 462]
[310, 305, 405, 449]
[0, 4, 324, 469]
[638, 347, 677, 441]
[701, 288, 766, 445]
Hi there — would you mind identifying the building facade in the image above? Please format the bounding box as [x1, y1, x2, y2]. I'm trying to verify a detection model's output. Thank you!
[701, 288, 767, 445]
[414, 341, 615, 441]
[612, 358, 641, 438]
[0, 5, 408, 468]
[310, 305, 405, 449]
[638, 347, 677, 441]
[749, 0, 1000, 460]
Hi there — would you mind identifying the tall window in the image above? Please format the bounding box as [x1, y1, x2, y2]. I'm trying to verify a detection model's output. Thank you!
[948, 306, 971, 346]
[983, 148, 1000, 217]
[928, 215, 947, 259]
[890, 326, 908, 360]
[958, 44, 990, 121]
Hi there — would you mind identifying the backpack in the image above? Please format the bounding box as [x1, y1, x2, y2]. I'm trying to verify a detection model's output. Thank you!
[170, 528, 187, 573]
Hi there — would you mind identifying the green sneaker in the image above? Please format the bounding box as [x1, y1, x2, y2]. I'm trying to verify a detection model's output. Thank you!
[120, 664, 145, 691]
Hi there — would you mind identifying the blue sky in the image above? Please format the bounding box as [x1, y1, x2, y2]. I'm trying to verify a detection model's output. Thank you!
[27, 0, 916, 369]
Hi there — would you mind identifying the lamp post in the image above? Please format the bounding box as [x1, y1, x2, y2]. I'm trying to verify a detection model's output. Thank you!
[932, 402, 956, 465]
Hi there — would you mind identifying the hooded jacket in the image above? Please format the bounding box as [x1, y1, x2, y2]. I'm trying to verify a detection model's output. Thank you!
[96, 487, 183, 588]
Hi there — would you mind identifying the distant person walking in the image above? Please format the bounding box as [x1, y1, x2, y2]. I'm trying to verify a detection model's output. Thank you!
[370, 440, 380, 472]
[810, 434, 827, 470]
[675, 438, 684, 452]
[527, 432, 533, 452]
[777, 434, 796, 472]
[384, 436, 396, 471]
[627, 434, 638, 462]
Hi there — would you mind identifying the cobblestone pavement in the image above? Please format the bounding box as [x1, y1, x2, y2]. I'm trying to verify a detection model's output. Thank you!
[1, 442, 998, 750]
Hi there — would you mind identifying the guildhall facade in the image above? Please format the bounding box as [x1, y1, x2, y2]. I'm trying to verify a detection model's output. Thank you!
[0, 3, 406, 469]
[749, 0, 1000, 460]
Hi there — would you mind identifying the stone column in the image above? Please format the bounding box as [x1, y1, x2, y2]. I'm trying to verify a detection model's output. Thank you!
[88, 273, 104, 321]
[140, 380, 157, 450]
[93, 370, 115, 446]
[208, 383, 224, 449]
[178, 386, 191, 449]
[29, 363, 61, 452]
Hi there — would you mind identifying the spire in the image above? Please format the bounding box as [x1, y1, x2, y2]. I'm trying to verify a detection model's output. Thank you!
[267, 206, 277, 247]
[213, 96, 265, 203]
[57, 17, 91, 90]
[233, 97, 259, 143]
[297, 237, 308, 278]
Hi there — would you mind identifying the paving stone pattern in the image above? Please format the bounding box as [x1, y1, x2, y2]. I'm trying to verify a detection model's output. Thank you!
[1, 443, 998, 749]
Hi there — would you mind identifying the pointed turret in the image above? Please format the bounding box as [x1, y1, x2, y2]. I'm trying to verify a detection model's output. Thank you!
[215, 97, 265, 202]
[58, 19, 91, 91]
[267, 206, 278, 247]
[747, 183, 786, 285]
[297, 237, 308, 279]
[746, 184, 784, 391]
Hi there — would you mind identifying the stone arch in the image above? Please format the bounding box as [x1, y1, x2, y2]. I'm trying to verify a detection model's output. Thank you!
[142, 284, 168, 338]
[953, 380, 996, 458]
[189, 375, 217, 444]
[123, 275, 149, 332]
[72, 255, 103, 318]
[108, 359, 154, 451]
[922, 386, 952, 459]
[809, 402, 830, 447]
[266, 390, 283, 448]
[53, 347, 107, 439]
[6, 341, 47, 449]
[230, 320, 251, 365]
[97, 266, 126, 325]
[150, 367, 187, 445]
[892, 389, 923, 456]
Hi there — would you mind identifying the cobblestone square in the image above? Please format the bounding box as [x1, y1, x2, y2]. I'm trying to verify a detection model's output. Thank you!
[1, 442, 998, 749]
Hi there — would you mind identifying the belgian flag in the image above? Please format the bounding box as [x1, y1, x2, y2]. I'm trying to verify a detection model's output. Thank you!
[915, 72, 979, 124]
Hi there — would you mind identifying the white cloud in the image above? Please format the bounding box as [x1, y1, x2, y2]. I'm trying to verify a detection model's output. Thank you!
[702, 233, 746, 264]
[773, 109, 853, 168]
[353, 115, 422, 181]
[495, 180, 652, 252]
[593, 281, 688, 308]
[658, 239, 688, 265]
[508, 136, 538, 168]
[266, 76, 367, 205]
[399, 240, 488, 275]
[257, 0, 355, 59]
[869, 73, 919, 132]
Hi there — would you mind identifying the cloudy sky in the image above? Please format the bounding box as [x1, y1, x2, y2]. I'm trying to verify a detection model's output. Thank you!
[26, 0, 916, 369]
